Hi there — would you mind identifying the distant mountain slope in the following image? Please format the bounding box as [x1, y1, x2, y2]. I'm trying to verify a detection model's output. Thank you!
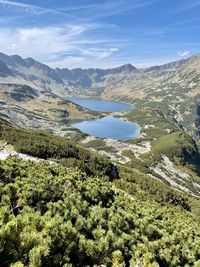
[0, 52, 73, 95]
[135, 55, 200, 147]
[0, 51, 198, 99]
[0, 83, 100, 132]
[0, 53, 102, 129]
[0, 60, 14, 77]
[0, 52, 198, 96]
[56, 63, 137, 88]
[0, 52, 138, 94]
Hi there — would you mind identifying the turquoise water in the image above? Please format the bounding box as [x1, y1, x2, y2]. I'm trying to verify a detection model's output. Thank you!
[68, 97, 134, 112]
[72, 116, 140, 141]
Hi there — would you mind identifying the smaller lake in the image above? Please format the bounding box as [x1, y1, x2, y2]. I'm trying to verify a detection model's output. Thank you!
[68, 97, 134, 112]
[72, 116, 140, 141]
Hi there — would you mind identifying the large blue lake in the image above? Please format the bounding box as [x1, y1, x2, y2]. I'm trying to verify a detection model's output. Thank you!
[72, 116, 140, 141]
[69, 98, 140, 141]
[68, 97, 134, 112]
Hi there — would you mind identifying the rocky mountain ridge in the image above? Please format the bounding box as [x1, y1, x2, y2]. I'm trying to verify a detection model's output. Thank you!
[0, 51, 194, 94]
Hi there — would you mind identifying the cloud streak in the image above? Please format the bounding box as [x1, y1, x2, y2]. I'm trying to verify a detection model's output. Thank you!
[0, 0, 78, 20]
[58, 0, 160, 19]
[0, 0, 49, 14]
[170, 0, 200, 13]
[0, 0, 160, 18]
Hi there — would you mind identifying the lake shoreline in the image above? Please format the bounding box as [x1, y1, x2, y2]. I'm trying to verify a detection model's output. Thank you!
[67, 97, 140, 141]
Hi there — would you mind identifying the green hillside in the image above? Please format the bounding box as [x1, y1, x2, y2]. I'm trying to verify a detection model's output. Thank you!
[0, 118, 200, 266]
[125, 108, 200, 174]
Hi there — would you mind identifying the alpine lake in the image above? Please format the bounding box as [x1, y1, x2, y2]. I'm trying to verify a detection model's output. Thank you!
[68, 97, 140, 141]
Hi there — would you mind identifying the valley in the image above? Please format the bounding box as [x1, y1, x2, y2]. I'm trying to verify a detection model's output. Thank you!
[0, 52, 200, 266]
[0, 52, 199, 148]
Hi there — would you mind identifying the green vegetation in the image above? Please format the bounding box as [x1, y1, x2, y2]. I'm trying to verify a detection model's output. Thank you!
[125, 108, 177, 142]
[83, 139, 107, 150]
[0, 118, 117, 179]
[0, 117, 198, 209]
[0, 117, 200, 266]
[83, 139, 117, 153]
[1, 157, 200, 267]
[125, 108, 200, 175]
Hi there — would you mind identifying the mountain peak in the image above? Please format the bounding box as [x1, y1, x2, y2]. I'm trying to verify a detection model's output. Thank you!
[115, 63, 137, 73]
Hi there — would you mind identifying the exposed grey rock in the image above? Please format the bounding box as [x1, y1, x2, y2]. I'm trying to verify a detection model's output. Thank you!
[0, 60, 14, 77]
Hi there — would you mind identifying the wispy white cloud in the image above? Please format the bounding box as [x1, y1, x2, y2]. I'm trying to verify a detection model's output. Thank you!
[0, 24, 122, 68]
[0, 0, 77, 19]
[0, 25, 86, 56]
[0, 0, 198, 69]
[0, 0, 49, 14]
[177, 50, 191, 58]
[0, 0, 160, 18]
[169, 18, 200, 27]
[58, 4, 100, 12]
[81, 48, 119, 59]
[59, 0, 160, 19]
[145, 30, 165, 36]
[141, 17, 200, 37]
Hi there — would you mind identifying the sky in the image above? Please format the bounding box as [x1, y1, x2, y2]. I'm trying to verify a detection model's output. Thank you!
[0, 0, 200, 69]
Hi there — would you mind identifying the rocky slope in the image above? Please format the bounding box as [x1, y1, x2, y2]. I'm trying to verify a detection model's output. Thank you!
[0, 53, 102, 132]
[0, 82, 100, 127]
[80, 108, 200, 197]
[0, 60, 14, 77]
[0, 53, 73, 96]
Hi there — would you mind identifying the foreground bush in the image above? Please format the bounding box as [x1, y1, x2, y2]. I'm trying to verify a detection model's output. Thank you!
[0, 157, 200, 266]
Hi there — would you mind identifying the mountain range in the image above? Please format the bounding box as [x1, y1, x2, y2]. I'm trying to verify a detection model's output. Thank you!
[0, 51, 199, 145]
[0, 52, 138, 94]
[0, 52, 194, 90]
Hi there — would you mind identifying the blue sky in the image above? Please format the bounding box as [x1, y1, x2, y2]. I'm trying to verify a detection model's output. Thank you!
[0, 0, 200, 69]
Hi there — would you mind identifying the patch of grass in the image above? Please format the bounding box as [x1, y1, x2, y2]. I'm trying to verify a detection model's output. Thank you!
[122, 149, 150, 173]
[84, 139, 117, 153]
[84, 139, 105, 149]
[151, 131, 182, 156]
